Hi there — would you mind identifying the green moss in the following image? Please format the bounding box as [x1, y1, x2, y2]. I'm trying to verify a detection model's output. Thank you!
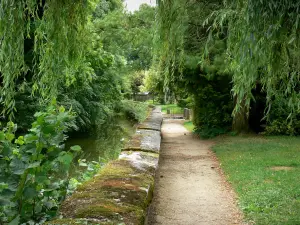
[72, 201, 145, 224]
[99, 161, 135, 177]
[60, 156, 155, 223]
[70, 191, 105, 199]
[75, 202, 140, 217]
[77, 161, 134, 191]
[47, 110, 161, 225]
[45, 218, 112, 225]
[124, 134, 142, 150]
[66, 175, 153, 208]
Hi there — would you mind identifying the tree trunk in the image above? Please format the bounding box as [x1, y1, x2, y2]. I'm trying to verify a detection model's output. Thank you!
[232, 96, 249, 133]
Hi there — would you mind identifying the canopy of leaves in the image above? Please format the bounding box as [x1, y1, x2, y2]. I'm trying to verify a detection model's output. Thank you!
[0, 0, 93, 118]
[211, 0, 300, 117]
[153, 0, 300, 134]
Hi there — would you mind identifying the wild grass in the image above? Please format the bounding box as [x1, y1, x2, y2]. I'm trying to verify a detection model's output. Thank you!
[213, 136, 300, 225]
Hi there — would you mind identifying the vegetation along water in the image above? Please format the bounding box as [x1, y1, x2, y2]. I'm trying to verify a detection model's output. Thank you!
[1, 0, 300, 224]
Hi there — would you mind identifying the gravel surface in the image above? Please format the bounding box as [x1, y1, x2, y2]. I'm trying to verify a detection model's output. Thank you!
[146, 120, 245, 225]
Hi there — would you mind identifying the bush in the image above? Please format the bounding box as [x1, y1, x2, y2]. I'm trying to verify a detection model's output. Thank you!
[0, 101, 80, 224]
[191, 76, 233, 137]
[264, 96, 300, 135]
[194, 126, 227, 139]
[264, 119, 300, 136]
[177, 99, 188, 108]
[119, 100, 148, 122]
[177, 96, 193, 109]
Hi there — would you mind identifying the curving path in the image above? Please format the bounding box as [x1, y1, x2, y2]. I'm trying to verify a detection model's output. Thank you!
[147, 120, 244, 225]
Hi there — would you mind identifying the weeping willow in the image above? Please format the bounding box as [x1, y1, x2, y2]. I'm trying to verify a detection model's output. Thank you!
[153, 0, 187, 92]
[0, 0, 93, 118]
[212, 0, 300, 119]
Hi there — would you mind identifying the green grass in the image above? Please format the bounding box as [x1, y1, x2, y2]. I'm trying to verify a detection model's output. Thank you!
[160, 104, 183, 114]
[184, 121, 195, 132]
[213, 136, 300, 225]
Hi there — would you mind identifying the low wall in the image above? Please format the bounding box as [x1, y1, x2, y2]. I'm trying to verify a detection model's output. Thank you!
[46, 107, 162, 225]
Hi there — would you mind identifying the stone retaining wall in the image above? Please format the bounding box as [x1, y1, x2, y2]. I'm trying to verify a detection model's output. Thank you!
[46, 107, 162, 225]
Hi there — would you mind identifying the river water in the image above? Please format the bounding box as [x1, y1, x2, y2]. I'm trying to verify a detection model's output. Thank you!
[65, 118, 136, 173]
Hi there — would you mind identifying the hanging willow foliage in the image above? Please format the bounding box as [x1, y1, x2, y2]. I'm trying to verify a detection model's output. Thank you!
[0, 0, 93, 118]
[210, 0, 300, 118]
[153, 0, 187, 91]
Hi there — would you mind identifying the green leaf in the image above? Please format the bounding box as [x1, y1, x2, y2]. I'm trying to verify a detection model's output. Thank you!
[0, 196, 11, 206]
[59, 106, 65, 113]
[7, 176, 19, 191]
[1, 142, 12, 157]
[23, 187, 37, 198]
[8, 215, 20, 225]
[10, 158, 26, 175]
[36, 175, 49, 184]
[5, 133, 15, 142]
[0, 131, 5, 141]
[34, 202, 43, 214]
[28, 161, 41, 169]
[70, 145, 81, 152]
[288, 37, 295, 44]
[42, 124, 56, 134]
[15, 136, 24, 145]
[0, 182, 8, 192]
[58, 152, 73, 167]
[24, 134, 38, 143]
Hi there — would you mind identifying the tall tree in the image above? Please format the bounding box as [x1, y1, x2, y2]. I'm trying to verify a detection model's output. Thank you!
[0, 0, 93, 118]
[211, 0, 300, 129]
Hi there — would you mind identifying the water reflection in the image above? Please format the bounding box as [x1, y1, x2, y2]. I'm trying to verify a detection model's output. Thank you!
[66, 118, 136, 166]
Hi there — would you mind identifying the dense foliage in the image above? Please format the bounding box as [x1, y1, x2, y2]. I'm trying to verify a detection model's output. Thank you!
[0, 0, 155, 133]
[151, 0, 300, 136]
[0, 102, 81, 224]
[150, 0, 234, 137]
[0, 0, 155, 223]
[0, 0, 92, 118]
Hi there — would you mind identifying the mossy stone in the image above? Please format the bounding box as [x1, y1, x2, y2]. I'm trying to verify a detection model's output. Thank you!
[47, 108, 162, 225]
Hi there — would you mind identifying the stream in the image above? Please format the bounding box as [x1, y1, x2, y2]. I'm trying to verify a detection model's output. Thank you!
[65, 118, 136, 175]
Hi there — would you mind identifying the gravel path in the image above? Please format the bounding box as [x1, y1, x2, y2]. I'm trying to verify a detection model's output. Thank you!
[146, 120, 244, 225]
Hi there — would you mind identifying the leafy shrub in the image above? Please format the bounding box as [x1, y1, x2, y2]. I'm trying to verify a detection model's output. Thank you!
[0, 101, 80, 224]
[191, 77, 233, 138]
[264, 119, 300, 136]
[194, 126, 227, 139]
[264, 96, 300, 135]
[119, 100, 148, 122]
[181, 50, 233, 137]
[177, 99, 188, 108]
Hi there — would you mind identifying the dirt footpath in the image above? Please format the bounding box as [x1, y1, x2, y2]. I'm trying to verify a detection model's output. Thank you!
[146, 120, 244, 225]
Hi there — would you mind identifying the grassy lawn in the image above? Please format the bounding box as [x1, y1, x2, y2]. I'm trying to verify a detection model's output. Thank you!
[213, 136, 300, 225]
[160, 104, 183, 114]
[184, 121, 195, 132]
